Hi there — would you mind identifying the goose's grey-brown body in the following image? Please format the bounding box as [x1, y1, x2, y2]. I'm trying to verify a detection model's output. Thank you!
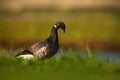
[16, 22, 66, 59]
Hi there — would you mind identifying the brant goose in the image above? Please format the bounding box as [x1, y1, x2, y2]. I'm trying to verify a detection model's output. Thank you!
[16, 21, 66, 59]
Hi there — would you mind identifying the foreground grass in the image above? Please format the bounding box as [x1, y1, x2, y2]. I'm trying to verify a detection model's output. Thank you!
[0, 49, 120, 80]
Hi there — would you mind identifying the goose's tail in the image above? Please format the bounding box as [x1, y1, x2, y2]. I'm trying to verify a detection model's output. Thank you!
[15, 49, 34, 60]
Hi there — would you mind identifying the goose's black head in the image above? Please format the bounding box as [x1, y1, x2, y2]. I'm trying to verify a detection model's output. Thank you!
[53, 22, 66, 33]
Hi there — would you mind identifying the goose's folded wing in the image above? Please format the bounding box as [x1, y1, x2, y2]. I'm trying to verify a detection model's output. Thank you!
[16, 40, 47, 57]
[28, 40, 48, 53]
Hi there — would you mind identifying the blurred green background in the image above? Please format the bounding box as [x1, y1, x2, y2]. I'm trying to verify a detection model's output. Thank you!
[0, 1, 120, 80]
[0, 0, 120, 50]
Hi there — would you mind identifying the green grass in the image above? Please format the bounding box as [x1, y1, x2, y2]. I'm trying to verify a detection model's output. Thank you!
[0, 49, 120, 80]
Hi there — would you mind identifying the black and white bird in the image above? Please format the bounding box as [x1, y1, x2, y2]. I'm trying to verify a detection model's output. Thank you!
[16, 21, 66, 59]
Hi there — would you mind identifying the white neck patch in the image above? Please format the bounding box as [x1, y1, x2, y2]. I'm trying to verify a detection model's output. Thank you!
[53, 25, 57, 29]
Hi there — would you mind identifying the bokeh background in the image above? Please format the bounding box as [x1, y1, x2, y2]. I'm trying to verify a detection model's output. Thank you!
[0, 1, 120, 80]
[0, 0, 120, 51]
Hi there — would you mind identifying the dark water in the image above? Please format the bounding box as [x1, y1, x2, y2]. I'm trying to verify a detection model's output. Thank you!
[80, 51, 120, 62]
[95, 51, 120, 62]
[57, 50, 120, 62]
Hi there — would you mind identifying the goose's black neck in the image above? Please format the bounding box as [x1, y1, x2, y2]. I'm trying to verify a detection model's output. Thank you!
[48, 27, 58, 44]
